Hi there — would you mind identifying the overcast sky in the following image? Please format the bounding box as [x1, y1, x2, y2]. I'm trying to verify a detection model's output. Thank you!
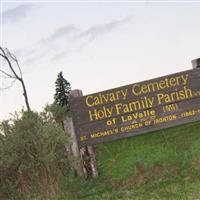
[1, 1, 200, 120]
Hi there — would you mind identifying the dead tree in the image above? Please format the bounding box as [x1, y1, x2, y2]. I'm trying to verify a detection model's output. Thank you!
[0, 46, 31, 111]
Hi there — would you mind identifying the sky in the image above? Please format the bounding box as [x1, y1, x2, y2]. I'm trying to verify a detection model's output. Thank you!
[0, 0, 200, 121]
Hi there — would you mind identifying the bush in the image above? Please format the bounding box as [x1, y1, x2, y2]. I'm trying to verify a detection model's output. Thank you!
[44, 103, 70, 129]
[0, 111, 69, 200]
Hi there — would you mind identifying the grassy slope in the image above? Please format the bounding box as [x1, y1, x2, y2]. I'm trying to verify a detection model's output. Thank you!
[55, 122, 200, 200]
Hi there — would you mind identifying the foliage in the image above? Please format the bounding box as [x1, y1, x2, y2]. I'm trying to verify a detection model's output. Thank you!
[44, 103, 70, 127]
[54, 72, 71, 108]
[2, 100, 200, 199]
[0, 111, 69, 200]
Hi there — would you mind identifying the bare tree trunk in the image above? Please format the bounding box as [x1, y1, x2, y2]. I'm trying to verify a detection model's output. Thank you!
[0, 46, 31, 111]
[20, 78, 31, 111]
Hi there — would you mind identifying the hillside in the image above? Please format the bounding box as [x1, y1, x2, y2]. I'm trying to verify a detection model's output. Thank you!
[55, 121, 200, 199]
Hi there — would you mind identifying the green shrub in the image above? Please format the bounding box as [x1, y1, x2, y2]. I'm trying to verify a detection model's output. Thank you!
[0, 111, 68, 200]
[44, 103, 70, 129]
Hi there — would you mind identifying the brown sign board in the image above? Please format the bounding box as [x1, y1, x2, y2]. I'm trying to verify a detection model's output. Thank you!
[70, 68, 200, 147]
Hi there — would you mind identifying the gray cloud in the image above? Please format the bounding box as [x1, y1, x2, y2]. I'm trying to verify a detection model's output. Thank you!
[78, 15, 133, 41]
[19, 15, 133, 64]
[51, 52, 67, 62]
[46, 15, 133, 43]
[2, 4, 36, 22]
[49, 15, 133, 61]
[47, 25, 80, 41]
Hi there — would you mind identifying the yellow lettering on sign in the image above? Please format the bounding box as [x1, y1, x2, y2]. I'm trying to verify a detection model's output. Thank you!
[154, 115, 177, 124]
[157, 87, 192, 105]
[88, 106, 113, 121]
[131, 74, 189, 96]
[86, 95, 94, 107]
[85, 89, 128, 107]
[120, 109, 156, 122]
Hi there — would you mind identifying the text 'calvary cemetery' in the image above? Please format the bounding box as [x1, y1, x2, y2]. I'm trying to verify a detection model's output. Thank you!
[70, 68, 200, 147]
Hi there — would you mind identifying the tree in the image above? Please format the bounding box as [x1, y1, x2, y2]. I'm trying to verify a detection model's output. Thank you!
[54, 72, 71, 108]
[0, 46, 31, 111]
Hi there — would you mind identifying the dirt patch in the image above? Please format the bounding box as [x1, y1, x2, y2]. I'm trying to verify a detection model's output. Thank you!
[132, 163, 165, 187]
[108, 163, 165, 189]
[192, 157, 200, 171]
[170, 165, 179, 176]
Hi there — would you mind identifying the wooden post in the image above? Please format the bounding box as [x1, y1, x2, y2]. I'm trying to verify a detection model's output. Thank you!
[87, 146, 98, 177]
[63, 113, 84, 177]
[63, 89, 98, 178]
[192, 58, 200, 68]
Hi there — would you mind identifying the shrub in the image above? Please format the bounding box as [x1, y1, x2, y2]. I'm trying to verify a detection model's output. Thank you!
[0, 111, 68, 200]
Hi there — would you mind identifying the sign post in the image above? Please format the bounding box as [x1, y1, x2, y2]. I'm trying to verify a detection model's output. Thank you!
[64, 89, 98, 178]
[192, 58, 200, 69]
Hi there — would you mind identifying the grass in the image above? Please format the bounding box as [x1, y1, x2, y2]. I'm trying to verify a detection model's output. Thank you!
[54, 121, 200, 199]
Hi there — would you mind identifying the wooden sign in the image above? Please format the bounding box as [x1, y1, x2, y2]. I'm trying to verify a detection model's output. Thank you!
[70, 68, 200, 147]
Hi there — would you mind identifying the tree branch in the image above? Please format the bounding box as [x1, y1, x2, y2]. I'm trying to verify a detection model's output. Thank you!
[0, 69, 15, 79]
[0, 46, 31, 111]
[0, 75, 15, 79]
[0, 47, 21, 80]
[0, 79, 17, 90]
[5, 48, 22, 78]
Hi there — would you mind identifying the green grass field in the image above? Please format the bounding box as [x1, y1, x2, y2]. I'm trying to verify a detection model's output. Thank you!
[54, 121, 200, 200]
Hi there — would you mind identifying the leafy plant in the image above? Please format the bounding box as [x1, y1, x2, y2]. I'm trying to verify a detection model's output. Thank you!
[0, 111, 69, 200]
